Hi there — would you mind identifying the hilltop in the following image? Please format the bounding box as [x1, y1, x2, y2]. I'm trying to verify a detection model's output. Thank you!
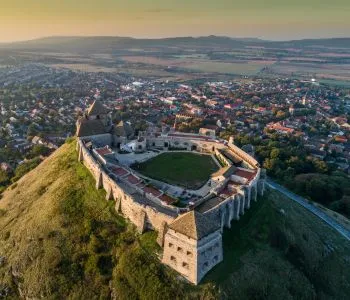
[0, 140, 205, 299]
[0, 140, 350, 299]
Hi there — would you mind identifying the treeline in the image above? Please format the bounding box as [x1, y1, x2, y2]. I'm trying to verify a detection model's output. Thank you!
[234, 133, 350, 218]
[0, 144, 52, 193]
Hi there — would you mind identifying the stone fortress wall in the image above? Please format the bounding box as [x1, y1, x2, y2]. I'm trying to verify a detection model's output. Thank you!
[77, 138, 176, 236]
[76, 131, 266, 284]
[162, 228, 223, 285]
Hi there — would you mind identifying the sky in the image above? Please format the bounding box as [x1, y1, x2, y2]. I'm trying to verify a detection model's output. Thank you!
[0, 0, 349, 42]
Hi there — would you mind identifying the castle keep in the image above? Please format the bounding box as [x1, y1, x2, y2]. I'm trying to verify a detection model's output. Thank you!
[76, 101, 266, 284]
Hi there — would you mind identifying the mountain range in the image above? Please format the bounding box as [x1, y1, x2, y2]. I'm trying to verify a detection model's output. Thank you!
[1, 36, 350, 52]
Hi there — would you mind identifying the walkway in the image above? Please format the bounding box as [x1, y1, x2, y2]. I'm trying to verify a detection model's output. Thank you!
[266, 179, 350, 241]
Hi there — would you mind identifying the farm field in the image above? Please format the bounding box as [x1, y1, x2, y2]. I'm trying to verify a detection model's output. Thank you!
[132, 152, 219, 190]
[121, 55, 274, 75]
[182, 61, 274, 75]
[269, 62, 350, 81]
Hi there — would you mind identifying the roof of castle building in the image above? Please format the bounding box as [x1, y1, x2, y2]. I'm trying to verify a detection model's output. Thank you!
[211, 165, 236, 178]
[168, 211, 220, 240]
[219, 148, 242, 164]
[114, 120, 133, 137]
[87, 100, 108, 116]
[76, 118, 106, 137]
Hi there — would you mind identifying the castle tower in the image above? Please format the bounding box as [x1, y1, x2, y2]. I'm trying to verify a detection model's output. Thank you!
[76, 100, 110, 137]
[86, 100, 110, 127]
[162, 211, 223, 285]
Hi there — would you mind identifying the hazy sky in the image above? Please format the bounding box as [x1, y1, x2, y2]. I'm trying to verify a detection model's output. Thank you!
[0, 0, 349, 42]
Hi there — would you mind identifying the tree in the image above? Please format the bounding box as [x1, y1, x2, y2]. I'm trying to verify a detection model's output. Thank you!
[0, 169, 10, 186]
[12, 158, 41, 182]
[270, 148, 280, 159]
[27, 145, 51, 159]
[312, 159, 328, 174]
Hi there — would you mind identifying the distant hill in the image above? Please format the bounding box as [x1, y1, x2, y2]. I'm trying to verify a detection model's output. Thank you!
[2, 36, 350, 53]
[0, 140, 349, 299]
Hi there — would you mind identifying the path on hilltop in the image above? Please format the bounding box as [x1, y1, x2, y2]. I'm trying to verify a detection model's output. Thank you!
[266, 179, 350, 241]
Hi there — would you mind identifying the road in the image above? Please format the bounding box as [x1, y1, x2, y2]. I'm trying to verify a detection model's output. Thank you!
[266, 179, 350, 241]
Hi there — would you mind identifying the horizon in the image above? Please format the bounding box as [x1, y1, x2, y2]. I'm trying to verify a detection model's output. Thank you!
[1, 0, 349, 43]
[2, 34, 350, 45]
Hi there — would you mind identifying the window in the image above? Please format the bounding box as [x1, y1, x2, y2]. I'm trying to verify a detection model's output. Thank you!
[186, 251, 193, 257]
[170, 256, 176, 263]
[169, 243, 174, 248]
[203, 262, 209, 268]
[213, 255, 219, 262]
[177, 247, 183, 253]
[182, 262, 189, 269]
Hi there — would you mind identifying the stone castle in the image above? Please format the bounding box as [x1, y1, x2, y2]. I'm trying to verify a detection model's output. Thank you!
[76, 100, 266, 285]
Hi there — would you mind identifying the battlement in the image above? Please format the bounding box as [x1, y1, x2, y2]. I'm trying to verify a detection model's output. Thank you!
[75, 102, 265, 285]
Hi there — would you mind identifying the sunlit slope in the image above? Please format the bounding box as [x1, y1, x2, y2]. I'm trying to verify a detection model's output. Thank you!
[0, 139, 349, 299]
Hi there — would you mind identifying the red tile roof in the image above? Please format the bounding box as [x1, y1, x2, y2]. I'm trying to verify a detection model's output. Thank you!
[110, 166, 128, 177]
[159, 194, 177, 205]
[220, 186, 237, 197]
[143, 186, 162, 197]
[126, 174, 142, 185]
[234, 169, 257, 182]
[95, 147, 113, 156]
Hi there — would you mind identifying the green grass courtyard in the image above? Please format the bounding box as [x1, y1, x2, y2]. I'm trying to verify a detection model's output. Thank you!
[132, 152, 219, 190]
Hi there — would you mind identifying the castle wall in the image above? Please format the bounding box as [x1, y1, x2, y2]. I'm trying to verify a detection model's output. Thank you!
[77, 134, 266, 286]
[82, 133, 112, 146]
[196, 231, 223, 284]
[77, 139, 175, 233]
[228, 138, 259, 169]
[214, 148, 232, 167]
[162, 229, 223, 285]
[147, 136, 227, 153]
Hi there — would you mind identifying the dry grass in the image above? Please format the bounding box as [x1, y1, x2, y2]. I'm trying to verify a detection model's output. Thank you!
[1, 140, 349, 299]
[0, 141, 127, 298]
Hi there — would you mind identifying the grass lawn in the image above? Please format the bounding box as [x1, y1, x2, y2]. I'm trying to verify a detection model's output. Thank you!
[132, 152, 219, 190]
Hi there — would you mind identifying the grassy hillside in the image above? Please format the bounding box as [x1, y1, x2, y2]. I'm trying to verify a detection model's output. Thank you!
[0, 140, 209, 299]
[0, 140, 349, 299]
[207, 189, 350, 299]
